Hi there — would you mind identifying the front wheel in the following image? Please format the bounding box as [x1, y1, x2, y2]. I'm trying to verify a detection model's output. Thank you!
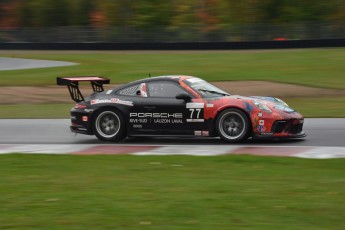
[93, 110, 126, 142]
[216, 108, 250, 143]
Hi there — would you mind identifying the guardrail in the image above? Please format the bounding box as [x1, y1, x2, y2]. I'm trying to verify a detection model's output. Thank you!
[0, 39, 344, 50]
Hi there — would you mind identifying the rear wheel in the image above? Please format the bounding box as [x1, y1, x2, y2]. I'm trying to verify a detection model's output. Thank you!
[216, 108, 250, 143]
[93, 110, 126, 142]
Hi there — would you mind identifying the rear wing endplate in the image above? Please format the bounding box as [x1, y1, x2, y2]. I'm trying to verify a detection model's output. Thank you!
[57, 76, 110, 103]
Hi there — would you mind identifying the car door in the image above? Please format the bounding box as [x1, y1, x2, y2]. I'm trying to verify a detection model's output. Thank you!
[131, 80, 204, 135]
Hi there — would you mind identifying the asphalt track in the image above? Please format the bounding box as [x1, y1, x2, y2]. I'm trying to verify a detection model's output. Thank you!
[0, 57, 77, 70]
[0, 118, 344, 147]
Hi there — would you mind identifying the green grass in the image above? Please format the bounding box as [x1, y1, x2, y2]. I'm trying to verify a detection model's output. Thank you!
[0, 154, 344, 230]
[284, 97, 345, 118]
[0, 103, 73, 118]
[1, 96, 344, 118]
[1, 48, 345, 89]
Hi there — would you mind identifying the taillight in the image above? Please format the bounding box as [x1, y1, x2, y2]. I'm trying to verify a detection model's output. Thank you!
[74, 103, 87, 109]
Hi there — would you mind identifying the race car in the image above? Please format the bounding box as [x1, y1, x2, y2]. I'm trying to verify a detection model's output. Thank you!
[57, 75, 306, 143]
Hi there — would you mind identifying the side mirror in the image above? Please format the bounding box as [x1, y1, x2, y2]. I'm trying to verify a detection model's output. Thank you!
[176, 93, 191, 102]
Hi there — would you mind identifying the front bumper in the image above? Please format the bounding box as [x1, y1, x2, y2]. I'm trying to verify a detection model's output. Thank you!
[253, 131, 306, 139]
[254, 118, 306, 139]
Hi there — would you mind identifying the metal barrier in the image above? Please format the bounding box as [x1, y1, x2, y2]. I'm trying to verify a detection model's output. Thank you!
[1, 39, 344, 50]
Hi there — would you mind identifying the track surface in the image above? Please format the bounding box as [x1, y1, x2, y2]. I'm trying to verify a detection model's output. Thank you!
[0, 57, 77, 70]
[1, 118, 344, 146]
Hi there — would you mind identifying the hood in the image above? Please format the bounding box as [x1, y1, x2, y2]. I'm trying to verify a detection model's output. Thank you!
[250, 96, 295, 113]
[216, 95, 295, 113]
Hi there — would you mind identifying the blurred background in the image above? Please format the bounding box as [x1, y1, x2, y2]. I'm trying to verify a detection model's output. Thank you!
[0, 0, 345, 43]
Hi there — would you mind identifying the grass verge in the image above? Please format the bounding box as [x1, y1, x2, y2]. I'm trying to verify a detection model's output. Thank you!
[0, 103, 73, 118]
[0, 154, 344, 230]
[1, 48, 345, 89]
[284, 97, 345, 118]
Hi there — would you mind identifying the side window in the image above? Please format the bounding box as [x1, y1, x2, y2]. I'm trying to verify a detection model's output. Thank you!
[117, 83, 148, 97]
[118, 84, 140, 96]
[148, 82, 186, 98]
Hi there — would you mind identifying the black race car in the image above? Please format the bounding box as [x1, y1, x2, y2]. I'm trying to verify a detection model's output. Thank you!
[57, 75, 305, 142]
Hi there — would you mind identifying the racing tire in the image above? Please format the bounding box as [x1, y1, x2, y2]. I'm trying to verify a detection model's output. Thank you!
[93, 110, 126, 142]
[216, 108, 250, 143]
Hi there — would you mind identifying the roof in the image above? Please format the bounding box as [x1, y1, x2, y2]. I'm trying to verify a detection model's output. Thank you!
[128, 75, 195, 84]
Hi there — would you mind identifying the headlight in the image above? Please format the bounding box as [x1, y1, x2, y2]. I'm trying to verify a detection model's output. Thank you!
[254, 101, 272, 113]
[274, 98, 295, 113]
[275, 105, 295, 113]
[275, 98, 289, 107]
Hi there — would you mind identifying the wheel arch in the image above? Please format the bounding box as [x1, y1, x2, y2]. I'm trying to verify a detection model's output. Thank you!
[213, 106, 253, 136]
[90, 106, 126, 133]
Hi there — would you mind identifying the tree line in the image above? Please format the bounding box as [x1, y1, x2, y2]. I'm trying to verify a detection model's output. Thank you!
[1, 0, 344, 29]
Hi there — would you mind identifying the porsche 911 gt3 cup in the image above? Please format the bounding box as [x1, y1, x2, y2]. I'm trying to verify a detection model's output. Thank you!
[57, 75, 306, 142]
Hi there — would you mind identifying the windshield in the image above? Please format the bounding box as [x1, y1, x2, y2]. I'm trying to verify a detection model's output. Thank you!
[184, 78, 230, 98]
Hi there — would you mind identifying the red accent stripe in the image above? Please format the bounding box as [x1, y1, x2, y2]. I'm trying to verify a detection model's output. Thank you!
[231, 147, 312, 157]
[0, 145, 12, 150]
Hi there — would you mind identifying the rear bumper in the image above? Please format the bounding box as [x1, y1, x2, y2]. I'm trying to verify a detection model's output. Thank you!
[70, 109, 94, 135]
[70, 125, 92, 135]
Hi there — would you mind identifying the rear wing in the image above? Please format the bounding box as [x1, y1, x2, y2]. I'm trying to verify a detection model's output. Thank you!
[57, 76, 110, 102]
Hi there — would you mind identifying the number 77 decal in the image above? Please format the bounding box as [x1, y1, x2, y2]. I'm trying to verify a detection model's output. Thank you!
[186, 103, 204, 122]
[189, 108, 201, 119]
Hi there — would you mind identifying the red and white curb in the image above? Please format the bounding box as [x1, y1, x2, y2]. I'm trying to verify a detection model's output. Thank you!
[0, 144, 345, 159]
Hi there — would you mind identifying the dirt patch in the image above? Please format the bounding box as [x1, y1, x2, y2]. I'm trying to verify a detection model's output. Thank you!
[213, 81, 345, 98]
[1, 81, 344, 104]
[0, 86, 97, 104]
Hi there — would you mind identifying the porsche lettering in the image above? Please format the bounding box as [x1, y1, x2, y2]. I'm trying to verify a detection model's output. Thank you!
[130, 113, 183, 118]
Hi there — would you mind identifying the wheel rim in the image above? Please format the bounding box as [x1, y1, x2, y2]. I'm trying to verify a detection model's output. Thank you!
[219, 111, 246, 140]
[95, 111, 120, 138]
